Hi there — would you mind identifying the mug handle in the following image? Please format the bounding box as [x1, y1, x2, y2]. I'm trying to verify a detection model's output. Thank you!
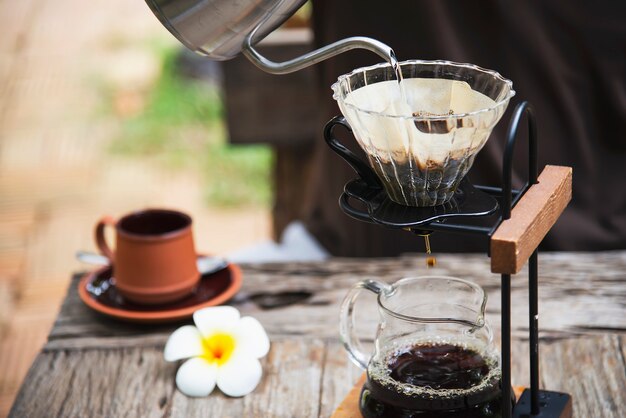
[94, 216, 116, 261]
[339, 279, 393, 369]
[324, 116, 382, 189]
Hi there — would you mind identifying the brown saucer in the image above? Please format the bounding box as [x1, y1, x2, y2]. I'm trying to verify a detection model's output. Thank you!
[78, 260, 242, 323]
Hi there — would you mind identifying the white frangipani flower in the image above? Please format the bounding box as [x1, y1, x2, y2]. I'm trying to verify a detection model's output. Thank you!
[164, 306, 270, 397]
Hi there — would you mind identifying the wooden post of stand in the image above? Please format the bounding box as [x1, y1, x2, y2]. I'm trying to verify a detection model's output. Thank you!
[490, 165, 572, 275]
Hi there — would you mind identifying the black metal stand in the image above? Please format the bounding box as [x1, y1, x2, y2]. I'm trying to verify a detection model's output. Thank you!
[325, 101, 573, 417]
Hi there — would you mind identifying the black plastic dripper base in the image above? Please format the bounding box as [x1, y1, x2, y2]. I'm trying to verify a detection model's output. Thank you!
[339, 177, 499, 229]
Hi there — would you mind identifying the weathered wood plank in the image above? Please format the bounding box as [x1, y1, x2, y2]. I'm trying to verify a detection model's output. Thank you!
[240, 339, 324, 418]
[331, 336, 626, 418]
[540, 335, 626, 418]
[18, 336, 624, 418]
[11, 339, 329, 418]
[491, 165, 573, 274]
[331, 374, 366, 418]
[14, 253, 624, 416]
[9, 347, 177, 418]
[319, 343, 362, 418]
[46, 252, 626, 350]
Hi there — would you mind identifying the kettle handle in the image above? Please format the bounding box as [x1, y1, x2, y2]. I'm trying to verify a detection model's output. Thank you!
[339, 279, 393, 369]
[323, 116, 382, 189]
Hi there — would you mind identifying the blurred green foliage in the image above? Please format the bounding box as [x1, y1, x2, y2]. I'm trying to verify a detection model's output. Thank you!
[109, 47, 272, 208]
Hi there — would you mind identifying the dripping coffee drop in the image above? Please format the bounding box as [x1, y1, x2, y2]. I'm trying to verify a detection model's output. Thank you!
[420, 233, 437, 268]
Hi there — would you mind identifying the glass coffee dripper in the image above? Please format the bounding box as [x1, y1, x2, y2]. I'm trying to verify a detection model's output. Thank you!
[330, 60, 515, 206]
[340, 276, 506, 417]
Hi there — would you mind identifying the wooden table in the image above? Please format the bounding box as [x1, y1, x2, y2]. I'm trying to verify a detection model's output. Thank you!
[9, 252, 626, 417]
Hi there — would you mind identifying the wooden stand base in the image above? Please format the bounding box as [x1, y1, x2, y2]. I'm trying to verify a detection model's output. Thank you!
[331, 375, 366, 418]
[331, 375, 530, 418]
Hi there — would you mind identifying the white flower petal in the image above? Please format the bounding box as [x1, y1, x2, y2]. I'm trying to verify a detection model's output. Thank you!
[217, 356, 263, 397]
[193, 306, 241, 338]
[175, 358, 218, 397]
[234, 316, 270, 359]
[164, 325, 204, 362]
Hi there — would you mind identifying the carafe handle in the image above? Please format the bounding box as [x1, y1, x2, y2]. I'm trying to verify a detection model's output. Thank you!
[324, 116, 382, 189]
[339, 279, 393, 369]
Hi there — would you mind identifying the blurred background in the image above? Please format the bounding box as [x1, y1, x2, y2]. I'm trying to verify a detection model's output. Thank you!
[0, 1, 315, 414]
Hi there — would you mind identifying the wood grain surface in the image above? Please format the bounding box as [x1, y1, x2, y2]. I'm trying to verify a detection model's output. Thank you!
[491, 165, 573, 274]
[9, 252, 626, 417]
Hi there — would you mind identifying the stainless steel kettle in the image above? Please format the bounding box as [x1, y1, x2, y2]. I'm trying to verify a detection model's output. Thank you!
[144, 0, 394, 74]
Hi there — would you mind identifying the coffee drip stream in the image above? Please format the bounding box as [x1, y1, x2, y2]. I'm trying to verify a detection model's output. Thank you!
[405, 227, 437, 268]
[420, 232, 437, 268]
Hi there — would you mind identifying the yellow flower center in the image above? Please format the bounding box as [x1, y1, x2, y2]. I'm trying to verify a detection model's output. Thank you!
[201, 333, 236, 365]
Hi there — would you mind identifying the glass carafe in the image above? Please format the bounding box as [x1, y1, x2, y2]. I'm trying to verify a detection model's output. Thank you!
[340, 276, 505, 417]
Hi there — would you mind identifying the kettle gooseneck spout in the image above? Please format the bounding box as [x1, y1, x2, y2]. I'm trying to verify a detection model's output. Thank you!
[240, 1, 395, 74]
[242, 33, 396, 75]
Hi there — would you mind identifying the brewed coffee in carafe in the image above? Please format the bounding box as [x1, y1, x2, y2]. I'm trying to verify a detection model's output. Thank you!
[362, 342, 504, 417]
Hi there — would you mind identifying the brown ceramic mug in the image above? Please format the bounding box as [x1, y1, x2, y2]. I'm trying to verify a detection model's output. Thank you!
[94, 209, 200, 305]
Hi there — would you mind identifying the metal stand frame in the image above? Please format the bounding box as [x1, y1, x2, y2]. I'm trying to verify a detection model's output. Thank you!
[328, 101, 573, 417]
